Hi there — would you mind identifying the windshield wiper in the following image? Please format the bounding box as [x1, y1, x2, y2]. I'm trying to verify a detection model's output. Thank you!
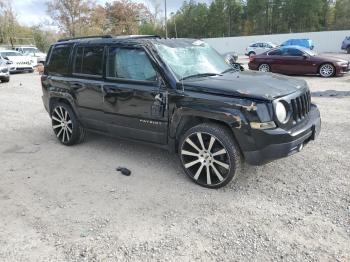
[180, 73, 221, 81]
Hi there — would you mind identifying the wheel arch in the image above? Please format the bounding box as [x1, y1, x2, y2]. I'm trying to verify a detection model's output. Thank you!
[171, 109, 244, 154]
[49, 93, 79, 117]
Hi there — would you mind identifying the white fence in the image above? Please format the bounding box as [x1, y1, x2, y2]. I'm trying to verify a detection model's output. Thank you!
[204, 30, 350, 55]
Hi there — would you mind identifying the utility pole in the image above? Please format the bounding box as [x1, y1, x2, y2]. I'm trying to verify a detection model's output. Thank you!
[165, 0, 168, 38]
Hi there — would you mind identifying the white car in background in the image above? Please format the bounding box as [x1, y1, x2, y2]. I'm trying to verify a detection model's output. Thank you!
[0, 50, 35, 73]
[245, 42, 277, 56]
[15, 46, 47, 64]
[0, 57, 10, 82]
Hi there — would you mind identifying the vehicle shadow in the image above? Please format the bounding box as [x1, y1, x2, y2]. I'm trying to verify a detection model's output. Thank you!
[311, 90, 350, 97]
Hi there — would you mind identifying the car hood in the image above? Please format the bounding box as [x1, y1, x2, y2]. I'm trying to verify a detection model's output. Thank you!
[317, 55, 348, 64]
[183, 71, 307, 101]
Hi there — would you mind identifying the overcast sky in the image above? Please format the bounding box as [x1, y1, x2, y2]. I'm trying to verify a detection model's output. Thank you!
[12, 0, 212, 28]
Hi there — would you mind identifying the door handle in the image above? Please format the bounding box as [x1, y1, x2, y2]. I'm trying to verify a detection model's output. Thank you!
[154, 93, 163, 103]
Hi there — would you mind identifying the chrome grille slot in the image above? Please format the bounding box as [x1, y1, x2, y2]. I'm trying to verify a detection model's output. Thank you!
[291, 90, 311, 122]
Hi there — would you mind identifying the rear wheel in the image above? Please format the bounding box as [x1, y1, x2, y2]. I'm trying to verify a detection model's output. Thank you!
[258, 63, 270, 72]
[319, 63, 335, 78]
[248, 52, 256, 57]
[179, 123, 240, 189]
[51, 102, 85, 145]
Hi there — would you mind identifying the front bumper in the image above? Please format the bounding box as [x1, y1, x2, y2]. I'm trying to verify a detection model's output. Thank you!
[243, 105, 321, 165]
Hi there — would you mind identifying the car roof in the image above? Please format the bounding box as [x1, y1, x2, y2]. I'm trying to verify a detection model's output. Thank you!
[0, 50, 21, 53]
[55, 35, 162, 45]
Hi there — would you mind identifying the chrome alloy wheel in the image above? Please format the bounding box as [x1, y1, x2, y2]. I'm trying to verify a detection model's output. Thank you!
[258, 64, 270, 72]
[51, 106, 73, 143]
[181, 132, 231, 186]
[319, 64, 334, 77]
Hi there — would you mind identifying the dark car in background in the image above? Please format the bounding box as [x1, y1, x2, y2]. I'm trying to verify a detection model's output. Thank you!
[341, 36, 350, 54]
[249, 46, 350, 77]
[281, 39, 314, 50]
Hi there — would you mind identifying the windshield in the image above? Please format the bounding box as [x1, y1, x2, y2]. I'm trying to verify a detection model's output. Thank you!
[0, 51, 22, 57]
[23, 47, 39, 53]
[154, 40, 231, 80]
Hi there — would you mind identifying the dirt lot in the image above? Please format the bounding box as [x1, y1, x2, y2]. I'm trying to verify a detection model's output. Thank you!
[1, 54, 350, 261]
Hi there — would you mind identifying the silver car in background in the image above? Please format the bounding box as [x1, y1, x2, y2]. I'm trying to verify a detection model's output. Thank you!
[245, 42, 277, 56]
[0, 57, 10, 83]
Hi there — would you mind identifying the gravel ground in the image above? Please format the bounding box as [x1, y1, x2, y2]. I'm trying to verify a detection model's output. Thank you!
[0, 53, 349, 261]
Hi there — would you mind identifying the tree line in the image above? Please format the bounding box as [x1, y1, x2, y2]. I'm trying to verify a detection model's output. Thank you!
[0, 0, 349, 52]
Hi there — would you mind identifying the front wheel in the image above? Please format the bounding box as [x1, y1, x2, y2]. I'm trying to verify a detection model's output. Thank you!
[179, 123, 241, 189]
[51, 102, 86, 145]
[319, 63, 335, 78]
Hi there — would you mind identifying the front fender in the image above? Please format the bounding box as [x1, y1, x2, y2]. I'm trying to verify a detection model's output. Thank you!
[169, 105, 248, 138]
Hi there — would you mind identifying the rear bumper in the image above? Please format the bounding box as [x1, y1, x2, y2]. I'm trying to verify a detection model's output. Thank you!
[243, 105, 321, 165]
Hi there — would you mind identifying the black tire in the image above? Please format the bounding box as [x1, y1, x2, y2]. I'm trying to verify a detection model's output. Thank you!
[28, 69, 34, 73]
[178, 123, 241, 189]
[1, 76, 10, 83]
[347, 47, 350, 54]
[248, 52, 256, 57]
[51, 102, 85, 146]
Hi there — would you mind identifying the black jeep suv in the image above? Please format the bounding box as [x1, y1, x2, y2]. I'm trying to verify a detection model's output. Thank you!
[41, 35, 321, 188]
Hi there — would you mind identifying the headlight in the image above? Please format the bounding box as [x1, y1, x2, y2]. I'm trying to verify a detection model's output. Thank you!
[275, 101, 288, 123]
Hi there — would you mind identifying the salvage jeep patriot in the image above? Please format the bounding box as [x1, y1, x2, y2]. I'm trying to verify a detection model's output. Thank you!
[41, 35, 321, 188]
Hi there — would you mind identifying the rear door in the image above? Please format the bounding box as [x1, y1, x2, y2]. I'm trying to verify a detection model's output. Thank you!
[102, 45, 168, 144]
[70, 45, 106, 131]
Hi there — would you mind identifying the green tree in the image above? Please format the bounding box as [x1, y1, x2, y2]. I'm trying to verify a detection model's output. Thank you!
[334, 0, 350, 30]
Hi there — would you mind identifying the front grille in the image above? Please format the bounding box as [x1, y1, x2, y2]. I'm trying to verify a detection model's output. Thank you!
[16, 61, 31, 65]
[290, 90, 311, 122]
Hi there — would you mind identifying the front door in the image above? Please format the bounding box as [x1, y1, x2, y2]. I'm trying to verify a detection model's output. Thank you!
[279, 48, 315, 74]
[102, 46, 168, 144]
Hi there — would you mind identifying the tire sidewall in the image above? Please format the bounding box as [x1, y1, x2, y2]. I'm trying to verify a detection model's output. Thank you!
[178, 124, 240, 189]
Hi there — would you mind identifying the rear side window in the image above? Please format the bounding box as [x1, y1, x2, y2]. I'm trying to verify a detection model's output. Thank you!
[47, 44, 72, 76]
[286, 48, 303, 56]
[268, 49, 282, 56]
[250, 43, 258, 47]
[107, 47, 157, 81]
[73, 46, 104, 76]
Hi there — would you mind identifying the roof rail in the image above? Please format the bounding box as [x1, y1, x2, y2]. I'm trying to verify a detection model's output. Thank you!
[57, 35, 113, 42]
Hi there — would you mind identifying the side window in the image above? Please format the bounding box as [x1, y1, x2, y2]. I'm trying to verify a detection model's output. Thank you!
[287, 48, 303, 56]
[47, 44, 72, 76]
[268, 49, 282, 56]
[73, 46, 104, 76]
[250, 43, 258, 48]
[107, 47, 157, 81]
